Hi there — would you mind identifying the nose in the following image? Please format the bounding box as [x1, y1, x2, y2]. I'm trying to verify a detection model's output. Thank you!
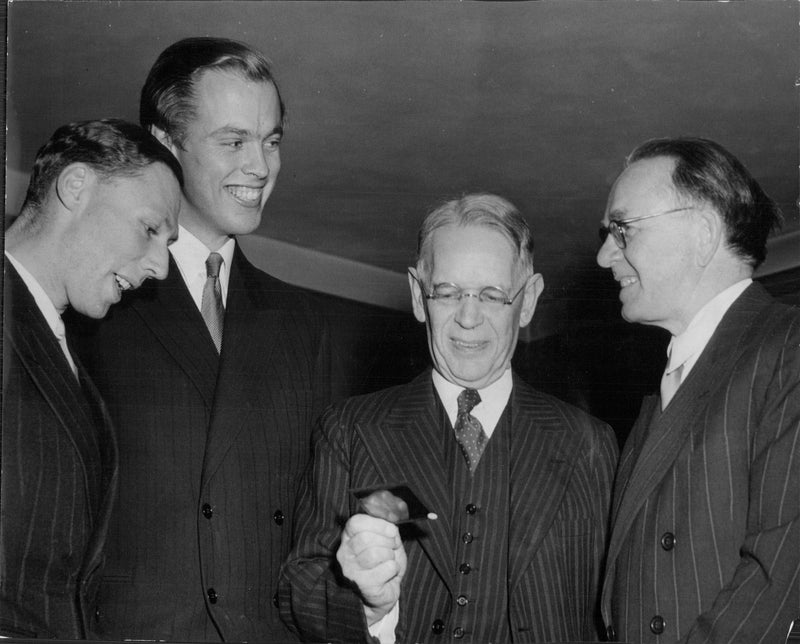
[243, 142, 270, 179]
[454, 294, 484, 329]
[596, 233, 622, 269]
[145, 240, 170, 281]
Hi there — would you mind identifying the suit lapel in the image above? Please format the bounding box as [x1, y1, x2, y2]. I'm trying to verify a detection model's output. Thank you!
[4, 265, 100, 513]
[506, 379, 581, 590]
[127, 254, 219, 408]
[605, 283, 771, 585]
[352, 372, 456, 592]
[201, 248, 280, 482]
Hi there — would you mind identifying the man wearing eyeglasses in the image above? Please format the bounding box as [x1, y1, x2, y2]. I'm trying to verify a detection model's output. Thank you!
[279, 193, 618, 643]
[597, 137, 800, 643]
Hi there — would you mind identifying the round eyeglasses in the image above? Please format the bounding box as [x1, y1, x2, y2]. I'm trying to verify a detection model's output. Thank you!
[599, 207, 693, 249]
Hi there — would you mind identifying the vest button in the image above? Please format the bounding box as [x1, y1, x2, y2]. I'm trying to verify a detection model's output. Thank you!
[431, 619, 445, 635]
[606, 625, 616, 640]
[273, 592, 279, 608]
[660, 532, 675, 551]
[453, 626, 465, 639]
[465, 503, 477, 515]
[650, 615, 665, 634]
[201, 503, 213, 519]
[462, 532, 473, 544]
[273, 509, 285, 525]
[456, 595, 468, 606]
[207, 588, 218, 604]
[459, 563, 471, 575]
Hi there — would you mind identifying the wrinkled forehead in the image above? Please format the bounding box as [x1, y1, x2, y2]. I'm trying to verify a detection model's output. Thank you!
[425, 224, 523, 282]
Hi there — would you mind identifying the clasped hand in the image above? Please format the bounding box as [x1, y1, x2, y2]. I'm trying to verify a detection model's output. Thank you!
[337, 513, 407, 625]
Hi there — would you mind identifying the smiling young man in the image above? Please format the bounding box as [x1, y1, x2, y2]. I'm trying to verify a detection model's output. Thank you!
[279, 193, 618, 643]
[597, 137, 800, 643]
[1, 118, 181, 639]
[65, 38, 334, 643]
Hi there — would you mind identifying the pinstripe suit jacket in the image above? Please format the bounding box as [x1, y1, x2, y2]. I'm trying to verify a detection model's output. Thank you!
[66, 245, 332, 642]
[601, 283, 800, 643]
[1, 264, 118, 639]
[279, 370, 618, 643]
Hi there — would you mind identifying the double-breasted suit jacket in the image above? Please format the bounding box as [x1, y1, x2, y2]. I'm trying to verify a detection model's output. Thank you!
[67, 245, 333, 642]
[601, 283, 800, 643]
[1, 264, 118, 639]
[279, 370, 618, 643]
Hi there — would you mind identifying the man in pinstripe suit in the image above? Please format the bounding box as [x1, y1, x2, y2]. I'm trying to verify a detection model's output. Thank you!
[1, 119, 181, 638]
[280, 193, 618, 643]
[597, 137, 800, 643]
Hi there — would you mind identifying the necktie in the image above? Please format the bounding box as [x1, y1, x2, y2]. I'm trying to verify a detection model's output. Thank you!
[455, 388, 488, 474]
[660, 362, 684, 411]
[201, 252, 224, 352]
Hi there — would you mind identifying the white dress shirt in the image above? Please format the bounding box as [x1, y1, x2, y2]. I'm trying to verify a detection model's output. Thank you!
[5, 251, 78, 378]
[665, 278, 752, 381]
[169, 225, 235, 311]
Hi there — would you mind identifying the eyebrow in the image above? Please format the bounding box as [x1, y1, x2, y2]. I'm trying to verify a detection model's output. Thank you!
[210, 125, 284, 138]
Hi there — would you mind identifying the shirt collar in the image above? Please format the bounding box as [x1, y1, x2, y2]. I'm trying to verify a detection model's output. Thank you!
[432, 368, 513, 439]
[667, 278, 752, 374]
[169, 225, 236, 307]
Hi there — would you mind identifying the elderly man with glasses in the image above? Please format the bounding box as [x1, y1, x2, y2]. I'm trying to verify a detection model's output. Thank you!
[279, 193, 618, 643]
[597, 137, 800, 643]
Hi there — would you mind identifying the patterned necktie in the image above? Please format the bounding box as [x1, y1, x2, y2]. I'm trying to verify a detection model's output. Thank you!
[201, 252, 224, 353]
[660, 362, 683, 411]
[455, 388, 488, 474]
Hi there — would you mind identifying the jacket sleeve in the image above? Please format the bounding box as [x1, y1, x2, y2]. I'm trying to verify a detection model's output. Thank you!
[278, 404, 376, 643]
[681, 316, 800, 644]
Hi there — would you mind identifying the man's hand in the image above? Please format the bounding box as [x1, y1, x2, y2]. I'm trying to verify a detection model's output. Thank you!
[337, 513, 407, 625]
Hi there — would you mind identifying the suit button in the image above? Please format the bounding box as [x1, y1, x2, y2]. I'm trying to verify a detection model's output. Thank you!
[202, 503, 213, 519]
[453, 627, 465, 639]
[207, 588, 218, 604]
[462, 532, 473, 544]
[660, 532, 675, 551]
[650, 615, 665, 634]
[465, 503, 477, 515]
[431, 619, 445, 635]
[273, 509, 285, 525]
[606, 625, 616, 640]
[456, 595, 468, 606]
[459, 563, 471, 575]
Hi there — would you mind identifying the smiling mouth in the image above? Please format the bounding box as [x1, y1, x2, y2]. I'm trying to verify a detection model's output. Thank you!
[227, 185, 263, 207]
[115, 275, 133, 291]
[618, 276, 639, 288]
[451, 338, 488, 351]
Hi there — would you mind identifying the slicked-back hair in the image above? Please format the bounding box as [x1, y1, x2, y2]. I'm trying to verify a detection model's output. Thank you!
[140, 36, 284, 146]
[21, 118, 183, 212]
[416, 193, 535, 283]
[627, 137, 782, 268]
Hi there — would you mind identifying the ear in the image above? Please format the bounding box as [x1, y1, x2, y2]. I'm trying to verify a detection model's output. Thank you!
[55, 163, 94, 212]
[518, 273, 544, 328]
[150, 125, 180, 156]
[407, 268, 427, 323]
[695, 207, 723, 267]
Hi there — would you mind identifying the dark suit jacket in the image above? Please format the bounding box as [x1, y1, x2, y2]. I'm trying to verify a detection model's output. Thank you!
[601, 283, 800, 643]
[1, 263, 118, 639]
[66, 245, 333, 642]
[279, 370, 618, 643]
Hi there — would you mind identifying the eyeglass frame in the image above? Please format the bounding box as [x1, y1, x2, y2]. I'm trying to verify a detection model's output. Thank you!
[599, 206, 693, 249]
[409, 270, 527, 307]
